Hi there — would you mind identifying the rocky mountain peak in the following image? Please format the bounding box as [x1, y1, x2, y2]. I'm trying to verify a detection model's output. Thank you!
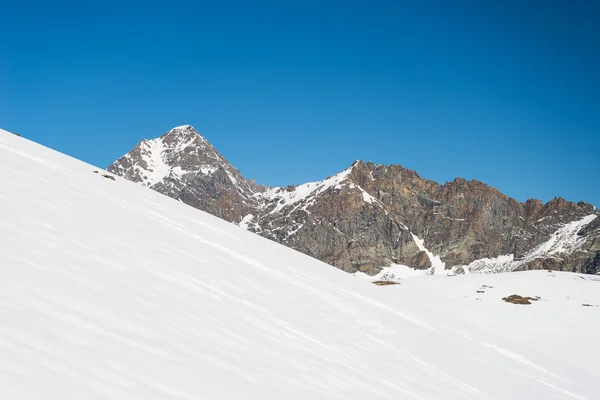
[109, 125, 243, 187]
[165, 124, 195, 134]
[160, 125, 210, 151]
[108, 125, 262, 222]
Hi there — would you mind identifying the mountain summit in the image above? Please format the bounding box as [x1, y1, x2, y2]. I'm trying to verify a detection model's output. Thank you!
[109, 126, 600, 276]
[109, 125, 261, 221]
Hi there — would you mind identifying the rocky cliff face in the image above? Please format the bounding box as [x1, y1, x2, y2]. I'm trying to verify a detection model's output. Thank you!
[109, 126, 600, 276]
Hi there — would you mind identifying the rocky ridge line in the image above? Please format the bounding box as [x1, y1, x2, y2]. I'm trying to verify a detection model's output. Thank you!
[108, 126, 600, 276]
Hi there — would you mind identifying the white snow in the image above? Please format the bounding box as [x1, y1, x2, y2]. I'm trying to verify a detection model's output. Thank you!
[238, 213, 254, 230]
[411, 233, 447, 275]
[259, 164, 383, 217]
[359, 186, 379, 204]
[200, 165, 218, 175]
[2, 129, 600, 399]
[140, 138, 170, 185]
[283, 223, 304, 240]
[527, 214, 596, 257]
[171, 165, 218, 178]
[386, 271, 600, 373]
[459, 254, 518, 274]
[238, 213, 261, 232]
[355, 264, 431, 281]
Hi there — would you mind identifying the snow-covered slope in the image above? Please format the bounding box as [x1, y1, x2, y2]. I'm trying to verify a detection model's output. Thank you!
[2, 129, 600, 399]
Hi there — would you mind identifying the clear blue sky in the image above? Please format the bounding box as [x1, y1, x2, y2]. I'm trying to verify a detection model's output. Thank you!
[2, 1, 599, 207]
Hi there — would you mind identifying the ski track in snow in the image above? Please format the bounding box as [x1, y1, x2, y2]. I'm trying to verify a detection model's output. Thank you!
[1, 129, 600, 399]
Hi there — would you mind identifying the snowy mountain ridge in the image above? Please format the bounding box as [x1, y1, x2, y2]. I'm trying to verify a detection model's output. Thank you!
[109, 125, 600, 277]
[257, 165, 356, 215]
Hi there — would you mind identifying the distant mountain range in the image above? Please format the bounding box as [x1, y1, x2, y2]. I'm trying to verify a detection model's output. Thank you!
[108, 125, 600, 276]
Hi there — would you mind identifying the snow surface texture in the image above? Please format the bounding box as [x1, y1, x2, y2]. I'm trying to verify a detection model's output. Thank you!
[2, 129, 600, 399]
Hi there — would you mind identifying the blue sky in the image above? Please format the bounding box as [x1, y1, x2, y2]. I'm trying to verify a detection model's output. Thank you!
[2, 1, 599, 206]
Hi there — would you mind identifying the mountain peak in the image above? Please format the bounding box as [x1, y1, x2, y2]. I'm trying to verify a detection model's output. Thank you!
[163, 125, 198, 137]
[171, 124, 194, 130]
[108, 125, 260, 221]
[109, 125, 225, 184]
[160, 124, 204, 145]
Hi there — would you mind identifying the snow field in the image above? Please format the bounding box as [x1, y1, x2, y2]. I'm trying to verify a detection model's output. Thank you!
[1, 129, 599, 399]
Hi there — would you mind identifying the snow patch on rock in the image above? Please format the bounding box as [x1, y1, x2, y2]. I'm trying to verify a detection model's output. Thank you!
[139, 139, 170, 186]
[238, 214, 262, 232]
[457, 214, 598, 274]
[411, 233, 447, 275]
[260, 166, 354, 215]
[528, 214, 596, 257]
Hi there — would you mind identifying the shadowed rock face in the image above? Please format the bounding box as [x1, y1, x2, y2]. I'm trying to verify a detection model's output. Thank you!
[109, 126, 600, 276]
